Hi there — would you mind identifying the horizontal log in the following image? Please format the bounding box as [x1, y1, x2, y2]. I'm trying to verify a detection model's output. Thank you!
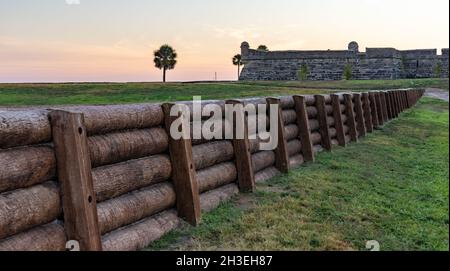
[101, 209, 180, 251]
[305, 96, 316, 106]
[331, 139, 339, 147]
[311, 132, 322, 145]
[0, 222, 66, 251]
[329, 128, 337, 138]
[0, 110, 51, 149]
[192, 141, 235, 170]
[92, 155, 172, 202]
[307, 106, 318, 118]
[309, 119, 320, 131]
[290, 154, 304, 168]
[343, 125, 350, 135]
[325, 105, 333, 115]
[345, 135, 351, 144]
[60, 104, 164, 136]
[314, 145, 324, 154]
[197, 162, 237, 193]
[341, 114, 348, 124]
[200, 184, 239, 213]
[287, 140, 302, 157]
[255, 167, 280, 183]
[279, 96, 295, 109]
[340, 104, 346, 113]
[284, 124, 299, 141]
[97, 182, 176, 235]
[252, 151, 276, 173]
[327, 116, 335, 126]
[0, 145, 56, 193]
[0, 182, 61, 239]
[282, 110, 297, 125]
[88, 128, 169, 168]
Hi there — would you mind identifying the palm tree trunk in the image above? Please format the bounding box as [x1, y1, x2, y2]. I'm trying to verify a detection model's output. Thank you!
[237, 64, 240, 80]
[163, 67, 166, 83]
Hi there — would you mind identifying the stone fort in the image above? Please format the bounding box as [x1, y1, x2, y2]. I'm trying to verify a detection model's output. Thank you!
[239, 41, 449, 81]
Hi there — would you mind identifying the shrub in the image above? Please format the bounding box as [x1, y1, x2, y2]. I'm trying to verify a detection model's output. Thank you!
[298, 64, 309, 81]
[343, 64, 352, 80]
[434, 63, 443, 78]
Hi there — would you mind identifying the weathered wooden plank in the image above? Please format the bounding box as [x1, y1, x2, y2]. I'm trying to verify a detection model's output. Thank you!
[331, 94, 346, 146]
[267, 98, 290, 173]
[226, 100, 255, 192]
[353, 93, 367, 138]
[368, 93, 378, 128]
[343, 94, 358, 142]
[361, 93, 374, 133]
[293, 96, 315, 162]
[50, 110, 102, 251]
[315, 95, 332, 151]
[162, 104, 201, 226]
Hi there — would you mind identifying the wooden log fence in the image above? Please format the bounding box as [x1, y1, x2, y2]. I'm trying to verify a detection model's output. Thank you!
[0, 89, 425, 251]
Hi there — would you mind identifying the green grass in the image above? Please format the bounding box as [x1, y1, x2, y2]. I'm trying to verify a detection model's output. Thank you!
[148, 98, 449, 251]
[0, 82, 326, 106]
[0, 78, 447, 106]
[241, 78, 449, 91]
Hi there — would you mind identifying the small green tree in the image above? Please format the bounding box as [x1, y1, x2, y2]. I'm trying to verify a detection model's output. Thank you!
[343, 63, 352, 80]
[434, 62, 443, 78]
[154, 45, 177, 83]
[257, 45, 269, 52]
[298, 64, 309, 81]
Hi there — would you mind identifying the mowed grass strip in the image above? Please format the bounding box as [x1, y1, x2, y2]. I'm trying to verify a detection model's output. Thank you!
[148, 98, 449, 251]
[0, 78, 447, 106]
[0, 82, 326, 106]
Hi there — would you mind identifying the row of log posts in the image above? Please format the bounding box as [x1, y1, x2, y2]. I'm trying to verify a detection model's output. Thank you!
[46, 89, 423, 251]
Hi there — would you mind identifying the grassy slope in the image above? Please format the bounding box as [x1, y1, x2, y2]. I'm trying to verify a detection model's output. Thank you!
[149, 98, 449, 251]
[0, 78, 447, 106]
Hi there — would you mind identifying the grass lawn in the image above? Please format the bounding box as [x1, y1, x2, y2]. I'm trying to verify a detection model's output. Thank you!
[148, 98, 449, 251]
[0, 78, 447, 106]
[241, 78, 449, 91]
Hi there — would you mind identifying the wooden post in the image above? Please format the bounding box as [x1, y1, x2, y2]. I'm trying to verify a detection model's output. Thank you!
[343, 94, 358, 142]
[315, 95, 332, 151]
[375, 92, 385, 126]
[293, 95, 315, 162]
[162, 103, 201, 226]
[368, 92, 380, 128]
[331, 94, 346, 146]
[353, 93, 367, 137]
[380, 92, 389, 123]
[49, 110, 102, 251]
[388, 91, 398, 118]
[404, 90, 410, 109]
[361, 93, 374, 133]
[226, 100, 255, 192]
[267, 98, 290, 173]
[383, 91, 393, 120]
[394, 91, 400, 116]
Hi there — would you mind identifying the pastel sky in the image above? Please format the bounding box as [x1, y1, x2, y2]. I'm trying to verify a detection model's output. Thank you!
[0, 0, 449, 82]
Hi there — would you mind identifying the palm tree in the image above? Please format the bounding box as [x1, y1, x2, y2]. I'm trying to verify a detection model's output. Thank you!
[232, 54, 243, 80]
[154, 45, 177, 83]
[257, 45, 269, 52]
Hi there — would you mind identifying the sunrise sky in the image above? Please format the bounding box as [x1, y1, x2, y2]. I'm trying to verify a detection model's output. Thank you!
[0, 0, 449, 82]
